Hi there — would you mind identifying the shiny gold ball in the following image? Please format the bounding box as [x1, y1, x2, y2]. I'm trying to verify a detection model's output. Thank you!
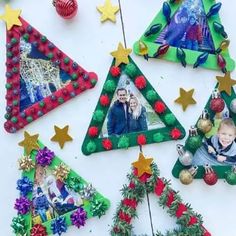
[179, 169, 193, 185]
[197, 118, 213, 133]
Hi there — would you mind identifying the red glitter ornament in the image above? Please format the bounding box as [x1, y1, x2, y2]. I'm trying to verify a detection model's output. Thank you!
[110, 66, 121, 77]
[102, 138, 113, 150]
[154, 101, 166, 114]
[135, 76, 146, 89]
[170, 128, 182, 140]
[100, 95, 110, 106]
[53, 0, 78, 19]
[210, 97, 225, 113]
[88, 126, 99, 137]
[203, 164, 218, 185]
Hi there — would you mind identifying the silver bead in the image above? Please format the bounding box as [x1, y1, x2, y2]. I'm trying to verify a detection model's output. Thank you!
[230, 99, 236, 113]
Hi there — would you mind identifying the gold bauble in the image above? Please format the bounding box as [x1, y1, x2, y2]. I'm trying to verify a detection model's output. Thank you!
[179, 169, 193, 185]
[197, 118, 212, 133]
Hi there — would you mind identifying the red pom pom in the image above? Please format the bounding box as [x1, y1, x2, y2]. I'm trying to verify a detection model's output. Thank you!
[210, 98, 225, 113]
[53, 0, 78, 19]
[30, 224, 47, 236]
[102, 138, 113, 150]
[170, 128, 182, 140]
[135, 76, 146, 89]
[110, 66, 121, 77]
[154, 101, 166, 114]
[100, 95, 110, 106]
[137, 134, 146, 145]
[88, 126, 99, 137]
[129, 182, 135, 189]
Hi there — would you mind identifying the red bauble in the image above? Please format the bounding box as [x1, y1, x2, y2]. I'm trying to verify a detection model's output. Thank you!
[88, 126, 99, 137]
[137, 134, 146, 145]
[53, 0, 78, 19]
[110, 66, 121, 77]
[102, 139, 113, 150]
[100, 95, 110, 106]
[203, 168, 218, 185]
[170, 128, 182, 140]
[210, 97, 225, 113]
[135, 76, 146, 89]
[154, 101, 166, 114]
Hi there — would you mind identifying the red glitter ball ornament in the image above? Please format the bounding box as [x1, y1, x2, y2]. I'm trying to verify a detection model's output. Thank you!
[210, 97, 225, 113]
[53, 0, 78, 19]
[203, 165, 218, 185]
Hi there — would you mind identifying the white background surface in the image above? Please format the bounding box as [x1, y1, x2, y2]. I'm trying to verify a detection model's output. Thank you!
[0, 0, 236, 235]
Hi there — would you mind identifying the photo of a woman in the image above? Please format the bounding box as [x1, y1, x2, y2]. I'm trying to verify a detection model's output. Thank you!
[128, 95, 148, 132]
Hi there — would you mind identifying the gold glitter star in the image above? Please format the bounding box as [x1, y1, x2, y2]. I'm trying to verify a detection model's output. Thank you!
[53, 163, 70, 181]
[132, 152, 153, 177]
[175, 88, 196, 111]
[110, 42, 132, 67]
[216, 72, 236, 96]
[19, 155, 35, 172]
[97, 0, 119, 23]
[18, 131, 39, 156]
[0, 5, 22, 30]
[51, 125, 73, 149]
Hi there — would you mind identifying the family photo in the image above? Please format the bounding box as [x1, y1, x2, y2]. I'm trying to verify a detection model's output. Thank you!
[99, 73, 165, 138]
[32, 165, 83, 225]
[155, 0, 215, 53]
[192, 106, 236, 166]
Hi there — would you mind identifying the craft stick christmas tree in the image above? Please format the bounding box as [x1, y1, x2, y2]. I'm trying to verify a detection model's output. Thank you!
[133, 0, 235, 71]
[172, 78, 236, 185]
[0, 5, 98, 133]
[11, 131, 110, 235]
[81, 43, 186, 155]
[111, 152, 211, 236]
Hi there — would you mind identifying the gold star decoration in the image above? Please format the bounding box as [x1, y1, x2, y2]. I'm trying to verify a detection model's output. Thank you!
[132, 152, 153, 177]
[53, 163, 70, 181]
[175, 88, 196, 111]
[110, 42, 132, 67]
[51, 125, 73, 149]
[18, 131, 39, 156]
[19, 155, 35, 172]
[216, 72, 236, 96]
[0, 5, 22, 30]
[97, 0, 119, 23]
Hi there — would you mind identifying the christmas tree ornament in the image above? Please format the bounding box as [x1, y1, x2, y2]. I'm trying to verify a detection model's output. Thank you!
[1, 5, 98, 133]
[153, 44, 169, 58]
[12, 137, 110, 235]
[217, 54, 227, 73]
[179, 166, 198, 185]
[174, 88, 196, 111]
[225, 166, 236, 185]
[177, 144, 193, 166]
[230, 99, 236, 113]
[97, 0, 119, 23]
[216, 72, 236, 96]
[51, 125, 73, 148]
[53, 0, 78, 19]
[185, 126, 202, 151]
[197, 110, 213, 134]
[138, 41, 149, 61]
[216, 40, 230, 54]
[111, 152, 211, 235]
[133, 0, 235, 71]
[210, 89, 225, 113]
[203, 164, 218, 185]
[82, 47, 185, 155]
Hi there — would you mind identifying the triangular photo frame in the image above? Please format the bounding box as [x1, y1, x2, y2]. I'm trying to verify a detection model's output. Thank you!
[172, 86, 236, 185]
[3, 7, 98, 133]
[81, 55, 186, 155]
[11, 136, 110, 235]
[111, 152, 211, 236]
[133, 0, 235, 71]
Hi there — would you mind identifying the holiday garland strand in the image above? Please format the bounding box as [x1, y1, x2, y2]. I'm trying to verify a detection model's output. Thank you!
[111, 163, 210, 236]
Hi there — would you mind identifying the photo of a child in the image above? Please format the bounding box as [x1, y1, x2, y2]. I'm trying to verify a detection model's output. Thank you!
[192, 118, 236, 166]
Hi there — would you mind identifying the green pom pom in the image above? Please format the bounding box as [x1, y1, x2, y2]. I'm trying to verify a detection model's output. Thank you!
[118, 136, 129, 148]
[153, 133, 164, 142]
[104, 80, 116, 93]
[146, 90, 158, 101]
[164, 113, 176, 126]
[124, 63, 138, 78]
[185, 135, 202, 151]
[93, 110, 105, 122]
[86, 141, 97, 153]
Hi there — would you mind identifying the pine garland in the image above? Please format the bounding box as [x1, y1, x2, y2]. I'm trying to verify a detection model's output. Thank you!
[111, 162, 210, 236]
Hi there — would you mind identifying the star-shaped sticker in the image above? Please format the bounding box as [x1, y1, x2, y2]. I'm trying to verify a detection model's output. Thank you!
[110, 42, 132, 67]
[175, 88, 196, 111]
[51, 125, 73, 149]
[97, 0, 119, 23]
[0, 5, 22, 30]
[216, 72, 236, 96]
[132, 152, 153, 177]
[18, 131, 39, 155]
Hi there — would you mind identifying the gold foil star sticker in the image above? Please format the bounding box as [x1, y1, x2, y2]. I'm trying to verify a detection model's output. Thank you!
[51, 125, 73, 149]
[0, 5, 22, 30]
[175, 88, 196, 111]
[216, 72, 236, 96]
[111, 43, 132, 67]
[18, 131, 39, 156]
[97, 0, 119, 23]
[132, 152, 153, 177]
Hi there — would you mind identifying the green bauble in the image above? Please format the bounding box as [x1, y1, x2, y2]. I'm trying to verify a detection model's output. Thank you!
[225, 169, 236, 185]
[185, 135, 202, 151]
